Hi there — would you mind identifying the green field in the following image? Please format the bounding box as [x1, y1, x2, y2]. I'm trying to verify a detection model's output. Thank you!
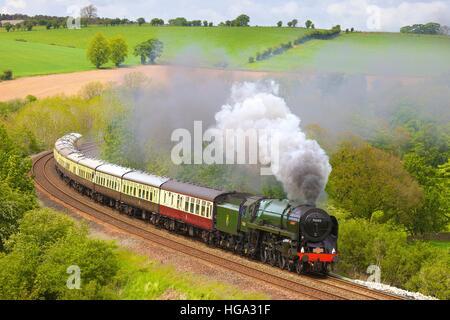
[0, 25, 308, 77]
[0, 26, 449, 77]
[0, 39, 93, 77]
[248, 32, 450, 76]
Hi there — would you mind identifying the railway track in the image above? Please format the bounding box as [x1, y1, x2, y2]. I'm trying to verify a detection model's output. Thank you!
[31, 147, 403, 300]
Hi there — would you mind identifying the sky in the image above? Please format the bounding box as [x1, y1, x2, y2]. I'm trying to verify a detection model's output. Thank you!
[1, 0, 449, 31]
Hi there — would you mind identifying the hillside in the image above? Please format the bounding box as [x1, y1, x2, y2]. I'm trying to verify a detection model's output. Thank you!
[0, 26, 449, 77]
[0, 25, 307, 76]
[248, 32, 450, 76]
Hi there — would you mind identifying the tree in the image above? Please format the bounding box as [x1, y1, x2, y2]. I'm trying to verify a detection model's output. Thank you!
[80, 4, 98, 21]
[133, 39, 163, 64]
[168, 17, 188, 26]
[287, 21, 292, 27]
[109, 37, 128, 67]
[277, 21, 282, 27]
[150, 18, 164, 26]
[439, 25, 449, 35]
[291, 19, 298, 27]
[208, 22, 213, 27]
[203, 20, 208, 27]
[233, 14, 250, 27]
[0, 125, 37, 250]
[400, 22, 441, 34]
[23, 20, 34, 31]
[305, 20, 313, 28]
[327, 140, 424, 227]
[86, 33, 111, 68]
[4, 22, 12, 32]
[137, 17, 146, 26]
[403, 153, 449, 234]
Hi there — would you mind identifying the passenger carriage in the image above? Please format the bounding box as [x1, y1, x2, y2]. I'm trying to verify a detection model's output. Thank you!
[159, 180, 227, 231]
[121, 171, 169, 216]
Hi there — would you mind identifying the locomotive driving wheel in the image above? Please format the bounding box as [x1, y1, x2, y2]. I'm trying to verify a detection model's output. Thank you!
[269, 251, 278, 267]
[296, 261, 306, 274]
[260, 245, 269, 263]
[278, 255, 288, 270]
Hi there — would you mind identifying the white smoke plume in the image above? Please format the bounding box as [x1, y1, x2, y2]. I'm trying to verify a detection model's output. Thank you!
[212, 81, 332, 204]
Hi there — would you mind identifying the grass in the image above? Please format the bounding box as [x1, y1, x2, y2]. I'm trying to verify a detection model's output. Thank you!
[248, 32, 450, 76]
[1, 26, 449, 77]
[113, 249, 267, 300]
[0, 25, 308, 77]
[428, 241, 450, 251]
[0, 39, 93, 77]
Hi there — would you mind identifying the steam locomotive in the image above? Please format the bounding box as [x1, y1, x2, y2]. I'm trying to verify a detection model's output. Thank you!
[54, 133, 338, 275]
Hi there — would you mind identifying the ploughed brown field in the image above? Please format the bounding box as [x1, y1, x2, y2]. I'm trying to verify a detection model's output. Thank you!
[0, 64, 428, 102]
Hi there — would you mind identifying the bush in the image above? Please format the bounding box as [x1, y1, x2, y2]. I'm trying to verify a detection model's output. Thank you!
[334, 217, 448, 299]
[406, 257, 450, 300]
[79, 82, 106, 100]
[25, 95, 37, 103]
[0, 209, 119, 300]
[1, 70, 13, 81]
[248, 57, 255, 63]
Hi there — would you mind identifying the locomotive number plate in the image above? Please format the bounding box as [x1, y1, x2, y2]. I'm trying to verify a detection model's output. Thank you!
[313, 248, 324, 254]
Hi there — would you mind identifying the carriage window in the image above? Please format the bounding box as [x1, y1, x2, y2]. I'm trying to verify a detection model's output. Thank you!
[200, 201, 205, 216]
[196, 199, 200, 215]
[189, 198, 194, 213]
[185, 197, 190, 212]
[177, 195, 181, 209]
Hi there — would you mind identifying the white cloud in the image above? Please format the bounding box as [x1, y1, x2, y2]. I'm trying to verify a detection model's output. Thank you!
[327, 0, 450, 31]
[378, 1, 450, 30]
[270, 1, 301, 18]
[1, 0, 26, 13]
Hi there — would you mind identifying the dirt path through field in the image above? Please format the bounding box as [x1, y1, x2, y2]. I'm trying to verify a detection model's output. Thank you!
[0, 65, 429, 102]
[0, 65, 270, 101]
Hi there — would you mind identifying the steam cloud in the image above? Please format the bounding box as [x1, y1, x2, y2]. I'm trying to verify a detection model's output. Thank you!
[212, 81, 332, 204]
